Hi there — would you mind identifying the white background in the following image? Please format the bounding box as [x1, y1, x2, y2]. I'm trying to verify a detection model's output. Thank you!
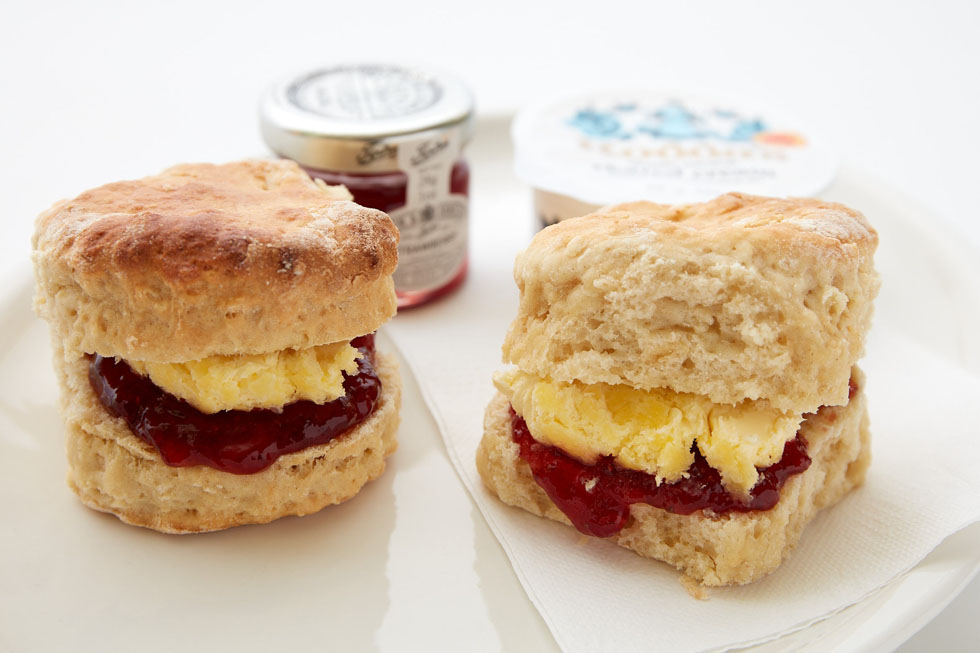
[2, 1, 977, 649]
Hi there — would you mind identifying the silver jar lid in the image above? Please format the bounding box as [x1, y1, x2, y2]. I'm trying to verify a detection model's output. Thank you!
[260, 63, 475, 174]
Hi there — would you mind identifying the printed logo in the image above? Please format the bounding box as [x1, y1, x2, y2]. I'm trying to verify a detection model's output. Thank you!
[567, 100, 804, 146]
[288, 65, 443, 120]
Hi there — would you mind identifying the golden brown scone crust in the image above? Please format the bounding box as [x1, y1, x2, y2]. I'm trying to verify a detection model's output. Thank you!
[503, 193, 879, 413]
[33, 160, 399, 362]
[477, 367, 870, 587]
[58, 337, 401, 534]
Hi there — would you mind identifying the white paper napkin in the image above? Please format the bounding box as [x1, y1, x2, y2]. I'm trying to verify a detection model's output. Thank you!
[386, 239, 980, 651]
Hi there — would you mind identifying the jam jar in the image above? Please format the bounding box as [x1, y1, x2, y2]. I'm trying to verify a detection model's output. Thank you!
[260, 64, 474, 308]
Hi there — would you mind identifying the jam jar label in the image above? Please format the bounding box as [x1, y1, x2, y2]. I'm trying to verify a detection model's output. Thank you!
[389, 129, 468, 294]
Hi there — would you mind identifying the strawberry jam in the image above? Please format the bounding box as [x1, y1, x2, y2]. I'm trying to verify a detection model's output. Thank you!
[510, 408, 812, 538]
[88, 334, 381, 475]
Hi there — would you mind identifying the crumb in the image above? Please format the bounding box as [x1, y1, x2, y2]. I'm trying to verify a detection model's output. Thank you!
[680, 575, 709, 600]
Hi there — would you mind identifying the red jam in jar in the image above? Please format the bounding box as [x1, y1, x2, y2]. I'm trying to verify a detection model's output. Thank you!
[304, 160, 470, 307]
[260, 64, 474, 308]
[509, 406, 814, 538]
[88, 335, 381, 475]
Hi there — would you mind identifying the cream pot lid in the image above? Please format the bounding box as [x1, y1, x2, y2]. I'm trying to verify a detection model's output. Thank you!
[512, 90, 837, 206]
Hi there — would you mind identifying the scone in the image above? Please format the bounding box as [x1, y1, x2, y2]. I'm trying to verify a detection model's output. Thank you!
[477, 193, 879, 586]
[33, 160, 402, 533]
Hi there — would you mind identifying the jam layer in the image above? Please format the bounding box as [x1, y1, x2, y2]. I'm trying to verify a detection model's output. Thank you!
[89, 335, 381, 475]
[510, 406, 812, 538]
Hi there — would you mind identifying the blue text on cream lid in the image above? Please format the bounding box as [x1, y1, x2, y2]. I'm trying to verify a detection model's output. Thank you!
[512, 90, 838, 226]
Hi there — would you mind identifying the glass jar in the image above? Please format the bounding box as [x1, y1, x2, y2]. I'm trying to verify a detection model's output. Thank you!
[260, 64, 474, 308]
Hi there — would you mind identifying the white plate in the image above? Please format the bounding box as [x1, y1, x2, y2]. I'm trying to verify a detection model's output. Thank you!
[1, 117, 978, 652]
[0, 277, 560, 652]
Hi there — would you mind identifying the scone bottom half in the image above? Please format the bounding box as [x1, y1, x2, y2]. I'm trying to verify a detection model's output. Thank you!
[32, 160, 403, 533]
[66, 334, 402, 534]
[480, 194, 878, 586]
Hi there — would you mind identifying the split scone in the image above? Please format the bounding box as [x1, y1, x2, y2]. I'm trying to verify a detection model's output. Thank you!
[33, 160, 402, 533]
[477, 193, 879, 586]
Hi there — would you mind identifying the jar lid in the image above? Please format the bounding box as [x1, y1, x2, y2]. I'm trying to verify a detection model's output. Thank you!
[512, 90, 837, 206]
[260, 63, 475, 173]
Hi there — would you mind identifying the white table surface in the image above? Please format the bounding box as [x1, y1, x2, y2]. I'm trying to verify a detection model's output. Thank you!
[2, 1, 977, 650]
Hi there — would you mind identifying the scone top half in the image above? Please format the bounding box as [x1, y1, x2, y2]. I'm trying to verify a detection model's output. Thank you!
[503, 193, 879, 415]
[33, 160, 398, 365]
